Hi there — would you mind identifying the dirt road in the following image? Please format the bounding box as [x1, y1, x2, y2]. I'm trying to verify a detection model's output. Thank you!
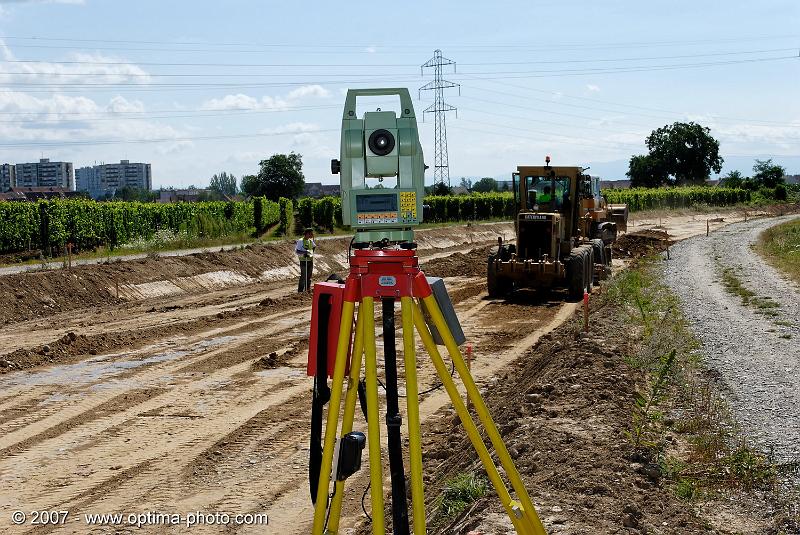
[663, 215, 800, 463]
[0, 222, 576, 534]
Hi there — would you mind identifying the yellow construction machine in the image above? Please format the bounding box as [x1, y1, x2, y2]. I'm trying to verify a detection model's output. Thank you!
[488, 157, 628, 300]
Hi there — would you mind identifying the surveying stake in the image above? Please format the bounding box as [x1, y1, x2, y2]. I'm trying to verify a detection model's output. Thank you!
[307, 88, 547, 535]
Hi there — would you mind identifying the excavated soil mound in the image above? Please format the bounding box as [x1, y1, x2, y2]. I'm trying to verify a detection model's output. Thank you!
[418, 307, 712, 534]
[0, 223, 511, 325]
[421, 248, 490, 279]
[613, 229, 672, 258]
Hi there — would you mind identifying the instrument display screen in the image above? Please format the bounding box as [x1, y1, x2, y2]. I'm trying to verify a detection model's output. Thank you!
[356, 193, 397, 213]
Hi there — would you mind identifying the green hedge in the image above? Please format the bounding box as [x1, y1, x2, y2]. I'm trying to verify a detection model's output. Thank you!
[296, 198, 313, 231]
[602, 186, 751, 212]
[0, 198, 280, 255]
[423, 193, 515, 223]
[278, 197, 293, 236]
[292, 196, 342, 234]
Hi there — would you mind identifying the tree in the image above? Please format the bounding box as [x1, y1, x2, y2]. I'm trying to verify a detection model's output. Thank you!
[472, 177, 498, 193]
[113, 186, 157, 202]
[627, 122, 723, 187]
[430, 182, 452, 195]
[459, 177, 473, 192]
[626, 154, 667, 188]
[752, 159, 786, 188]
[645, 122, 723, 185]
[720, 170, 744, 188]
[241, 152, 305, 201]
[209, 172, 238, 197]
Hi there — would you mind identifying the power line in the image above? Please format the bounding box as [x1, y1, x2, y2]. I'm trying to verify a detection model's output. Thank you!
[0, 33, 796, 51]
[452, 118, 642, 150]
[0, 47, 794, 69]
[0, 104, 343, 122]
[0, 128, 338, 149]
[0, 54, 792, 91]
[459, 76, 800, 128]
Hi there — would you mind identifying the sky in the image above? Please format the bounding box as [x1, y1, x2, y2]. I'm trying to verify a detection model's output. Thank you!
[0, 0, 797, 188]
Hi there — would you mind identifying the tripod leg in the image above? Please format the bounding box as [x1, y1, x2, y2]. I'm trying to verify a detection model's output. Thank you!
[400, 297, 426, 535]
[361, 296, 386, 534]
[312, 293, 357, 535]
[382, 298, 410, 535]
[326, 305, 366, 533]
[418, 295, 546, 535]
[411, 301, 535, 535]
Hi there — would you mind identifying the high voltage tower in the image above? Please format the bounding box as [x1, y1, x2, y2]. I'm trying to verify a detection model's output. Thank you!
[420, 50, 460, 187]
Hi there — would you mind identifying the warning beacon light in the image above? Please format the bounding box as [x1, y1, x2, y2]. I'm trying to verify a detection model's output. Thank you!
[330, 88, 426, 246]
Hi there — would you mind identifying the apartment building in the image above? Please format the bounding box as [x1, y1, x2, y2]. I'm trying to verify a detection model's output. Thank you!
[0, 164, 15, 191]
[14, 159, 74, 190]
[75, 160, 152, 198]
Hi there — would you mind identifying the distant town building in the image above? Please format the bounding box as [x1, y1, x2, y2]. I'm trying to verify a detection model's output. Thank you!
[303, 182, 340, 198]
[599, 179, 631, 189]
[784, 174, 800, 185]
[0, 186, 86, 202]
[0, 163, 15, 191]
[158, 188, 210, 203]
[75, 160, 152, 198]
[14, 159, 74, 190]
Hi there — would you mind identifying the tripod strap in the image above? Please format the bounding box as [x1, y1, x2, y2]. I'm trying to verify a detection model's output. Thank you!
[309, 295, 332, 503]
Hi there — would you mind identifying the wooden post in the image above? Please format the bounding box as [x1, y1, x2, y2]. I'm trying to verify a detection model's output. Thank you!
[706, 219, 710, 237]
[583, 291, 590, 333]
[67, 243, 72, 270]
[115, 277, 119, 299]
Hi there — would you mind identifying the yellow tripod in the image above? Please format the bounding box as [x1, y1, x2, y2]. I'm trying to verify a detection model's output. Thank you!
[309, 247, 547, 535]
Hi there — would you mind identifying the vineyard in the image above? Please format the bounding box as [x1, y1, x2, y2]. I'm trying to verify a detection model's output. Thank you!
[602, 186, 751, 212]
[0, 187, 756, 257]
[0, 197, 280, 256]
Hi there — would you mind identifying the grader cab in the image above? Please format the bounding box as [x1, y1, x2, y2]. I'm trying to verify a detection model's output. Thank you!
[487, 159, 628, 300]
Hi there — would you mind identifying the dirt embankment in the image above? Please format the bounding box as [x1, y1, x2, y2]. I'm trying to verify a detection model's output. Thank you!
[0, 222, 511, 325]
[420, 302, 786, 534]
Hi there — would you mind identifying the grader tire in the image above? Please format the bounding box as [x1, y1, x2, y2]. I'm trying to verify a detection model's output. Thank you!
[590, 239, 605, 283]
[566, 249, 585, 301]
[583, 246, 595, 292]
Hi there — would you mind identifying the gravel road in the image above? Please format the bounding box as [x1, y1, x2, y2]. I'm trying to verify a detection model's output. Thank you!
[664, 215, 800, 463]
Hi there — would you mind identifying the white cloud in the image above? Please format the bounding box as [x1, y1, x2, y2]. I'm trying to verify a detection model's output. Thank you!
[586, 84, 601, 93]
[0, 40, 151, 85]
[0, 89, 189, 149]
[261, 122, 321, 135]
[201, 84, 331, 111]
[287, 84, 329, 100]
[201, 93, 261, 111]
[106, 96, 145, 113]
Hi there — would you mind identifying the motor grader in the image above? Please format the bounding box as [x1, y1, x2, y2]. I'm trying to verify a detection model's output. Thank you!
[487, 158, 628, 300]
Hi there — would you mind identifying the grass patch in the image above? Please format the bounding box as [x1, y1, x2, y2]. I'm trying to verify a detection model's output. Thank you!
[605, 257, 788, 504]
[757, 218, 800, 284]
[720, 266, 783, 318]
[720, 267, 756, 304]
[431, 472, 488, 528]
